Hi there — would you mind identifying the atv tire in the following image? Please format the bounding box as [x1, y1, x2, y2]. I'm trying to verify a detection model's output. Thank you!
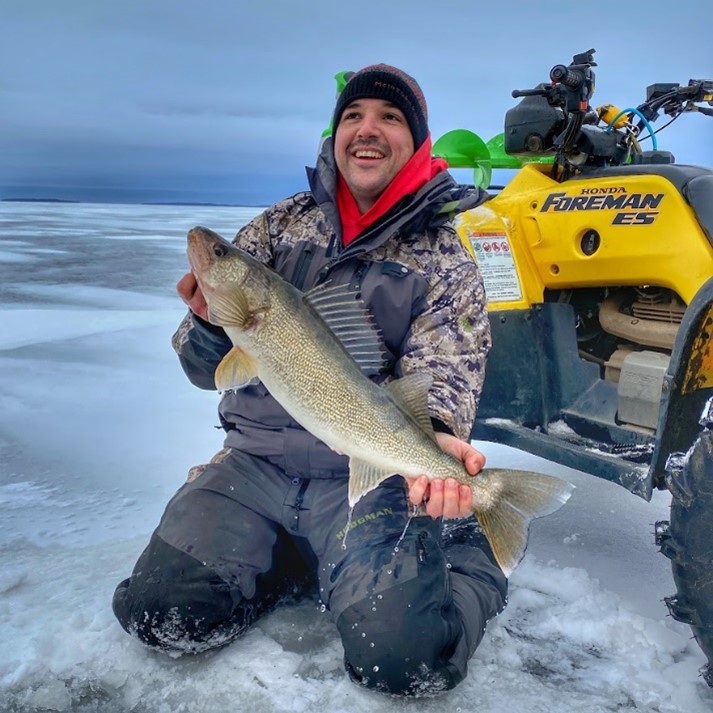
[660, 426, 713, 685]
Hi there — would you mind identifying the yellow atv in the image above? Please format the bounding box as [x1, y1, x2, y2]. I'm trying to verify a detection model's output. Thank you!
[434, 49, 713, 683]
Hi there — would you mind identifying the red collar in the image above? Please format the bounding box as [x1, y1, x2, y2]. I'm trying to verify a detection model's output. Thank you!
[336, 137, 448, 246]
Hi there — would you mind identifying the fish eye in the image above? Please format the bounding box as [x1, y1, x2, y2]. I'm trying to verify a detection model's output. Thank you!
[213, 244, 228, 257]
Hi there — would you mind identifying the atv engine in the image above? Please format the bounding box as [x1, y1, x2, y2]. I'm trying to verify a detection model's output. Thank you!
[560, 286, 685, 432]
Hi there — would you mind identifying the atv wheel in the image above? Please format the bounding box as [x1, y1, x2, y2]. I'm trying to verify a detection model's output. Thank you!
[658, 424, 713, 684]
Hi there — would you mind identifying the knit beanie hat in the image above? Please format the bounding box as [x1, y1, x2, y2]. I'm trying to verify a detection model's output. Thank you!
[332, 64, 429, 149]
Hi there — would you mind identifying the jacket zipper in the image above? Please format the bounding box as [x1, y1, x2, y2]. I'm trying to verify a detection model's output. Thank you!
[315, 179, 454, 285]
[292, 244, 314, 290]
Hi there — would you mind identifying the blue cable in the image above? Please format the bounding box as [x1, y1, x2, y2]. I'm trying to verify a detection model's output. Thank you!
[605, 108, 658, 150]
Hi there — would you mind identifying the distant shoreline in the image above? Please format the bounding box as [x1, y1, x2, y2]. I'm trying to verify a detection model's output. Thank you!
[1, 198, 267, 208]
[2, 198, 80, 204]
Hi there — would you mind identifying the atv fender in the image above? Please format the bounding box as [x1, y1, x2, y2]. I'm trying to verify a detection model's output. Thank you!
[651, 275, 713, 487]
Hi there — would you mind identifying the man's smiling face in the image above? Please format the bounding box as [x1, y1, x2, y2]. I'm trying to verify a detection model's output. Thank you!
[334, 98, 415, 213]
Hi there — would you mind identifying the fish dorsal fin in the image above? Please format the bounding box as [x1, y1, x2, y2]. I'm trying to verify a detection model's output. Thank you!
[347, 458, 395, 507]
[385, 373, 436, 439]
[304, 282, 385, 374]
[208, 276, 270, 331]
[215, 346, 259, 391]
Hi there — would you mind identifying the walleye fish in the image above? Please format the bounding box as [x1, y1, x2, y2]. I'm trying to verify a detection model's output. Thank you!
[187, 226, 573, 576]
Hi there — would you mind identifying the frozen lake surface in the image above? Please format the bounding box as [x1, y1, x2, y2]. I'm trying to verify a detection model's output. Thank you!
[0, 201, 710, 712]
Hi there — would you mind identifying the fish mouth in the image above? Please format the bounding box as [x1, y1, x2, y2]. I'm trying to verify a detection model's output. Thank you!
[187, 252, 204, 289]
[186, 227, 215, 291]
[186, 234, 202, 272]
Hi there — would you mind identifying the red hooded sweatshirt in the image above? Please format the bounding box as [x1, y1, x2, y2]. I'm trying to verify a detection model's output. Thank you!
[336, 137, 448, 247]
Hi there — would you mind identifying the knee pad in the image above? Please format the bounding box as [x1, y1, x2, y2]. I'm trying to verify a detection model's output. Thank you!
[112, 536, 241, 654]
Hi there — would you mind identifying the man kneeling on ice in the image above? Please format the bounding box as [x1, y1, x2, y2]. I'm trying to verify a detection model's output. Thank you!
[113, 64, 568, 696]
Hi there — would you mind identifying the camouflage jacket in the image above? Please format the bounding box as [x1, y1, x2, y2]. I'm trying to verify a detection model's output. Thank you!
[173, 138, 491, 478]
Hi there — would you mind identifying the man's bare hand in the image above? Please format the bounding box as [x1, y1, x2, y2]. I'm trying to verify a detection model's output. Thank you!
[177, 272, 209, 321]
[405, 432, 485, 519]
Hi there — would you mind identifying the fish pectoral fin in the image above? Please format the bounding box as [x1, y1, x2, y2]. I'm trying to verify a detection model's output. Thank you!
[208, 275, 272, 331]
[472, 469, 574, 578]
[214, 346, 259, 391]
[207, 286, 254, 329]
[384, 373, 435, 438]
[348, 459, 395, 508]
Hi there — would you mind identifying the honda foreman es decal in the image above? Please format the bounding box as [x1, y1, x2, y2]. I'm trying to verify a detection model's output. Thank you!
[540, 187, 664, 225]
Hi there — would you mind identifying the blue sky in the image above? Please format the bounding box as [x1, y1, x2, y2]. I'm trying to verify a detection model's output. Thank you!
[2, 0, 711, 205]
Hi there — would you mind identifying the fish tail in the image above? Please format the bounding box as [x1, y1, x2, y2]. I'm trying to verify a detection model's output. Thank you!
[472, 469, 574, 578]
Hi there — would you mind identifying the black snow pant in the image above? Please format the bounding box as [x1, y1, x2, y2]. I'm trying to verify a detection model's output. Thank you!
[112, 448, 508, 696]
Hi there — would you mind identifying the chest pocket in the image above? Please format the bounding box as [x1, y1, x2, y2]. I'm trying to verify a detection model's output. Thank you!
[272, 240, 330, 291]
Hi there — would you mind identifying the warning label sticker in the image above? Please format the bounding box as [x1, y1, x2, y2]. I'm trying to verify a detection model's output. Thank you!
[467, 231, 522, 303]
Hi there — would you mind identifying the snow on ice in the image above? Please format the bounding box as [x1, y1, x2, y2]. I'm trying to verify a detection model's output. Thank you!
[0, 202, 710, 712]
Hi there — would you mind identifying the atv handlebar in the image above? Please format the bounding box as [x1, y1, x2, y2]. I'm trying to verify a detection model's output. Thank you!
[549, 64, 586, 89]
[511, 87, 548, 99]
[505, 48, 711, 177]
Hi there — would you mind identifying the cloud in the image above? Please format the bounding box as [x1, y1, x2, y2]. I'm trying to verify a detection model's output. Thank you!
[2, 0, 711, 204]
